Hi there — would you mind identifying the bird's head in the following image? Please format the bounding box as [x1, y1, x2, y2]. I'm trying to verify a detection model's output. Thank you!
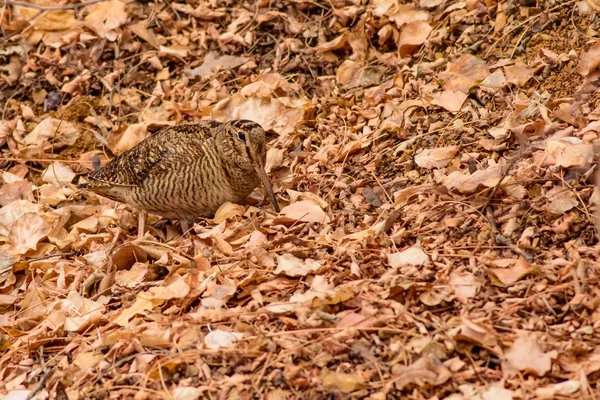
[220, 120, 280, 212]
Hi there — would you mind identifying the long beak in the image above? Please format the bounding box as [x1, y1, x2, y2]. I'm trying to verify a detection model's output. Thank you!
[254, 164, 280, 213]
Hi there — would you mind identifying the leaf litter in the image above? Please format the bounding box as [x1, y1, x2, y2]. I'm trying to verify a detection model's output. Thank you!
[0, 0, 599, 399]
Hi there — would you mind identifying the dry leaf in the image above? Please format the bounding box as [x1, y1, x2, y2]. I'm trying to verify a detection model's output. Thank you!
[415, 146, 459, 169]
[544, 186, 578, 215]
[577, 39, 600, 76]
[439, 54, 490, 93]
[448, 271, 482, 303]
[279, 200, 330, 223]
[388, 246, 430, 267]
[204, 329, 244, 350]
[431, 90, 468, 112]
[489, 256, 537, 287]
[275, 254, 321, 277]
[545, 137, 594, 169]
[503, 333, 557, 377]
[399, 21, 432, 57]
[41, 162, 76, 187]
[84, 0, 128, 41]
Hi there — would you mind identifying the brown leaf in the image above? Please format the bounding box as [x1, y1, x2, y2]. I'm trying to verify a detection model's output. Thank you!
[84, 0, 128, 41]
[431, 90, 468, 112]
[414, 145, 459, 169]
[503, 333, 557, 377]
[488, 256, 537, 287]
[577, 39, 600, 76]
[439, 54, 490, 93]
[279, 200, 330, 224]
[275, 254, 321, 277]
[399, 21, 432, 57]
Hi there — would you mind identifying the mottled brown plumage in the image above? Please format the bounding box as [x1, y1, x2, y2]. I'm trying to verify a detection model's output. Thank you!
[79, 120, 280, 236]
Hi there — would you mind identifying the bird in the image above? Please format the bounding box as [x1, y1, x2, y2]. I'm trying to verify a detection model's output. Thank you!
[78, 119, 280, 238]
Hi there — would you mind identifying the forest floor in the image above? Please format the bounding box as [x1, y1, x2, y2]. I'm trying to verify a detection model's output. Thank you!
[1, 0, 600, 399]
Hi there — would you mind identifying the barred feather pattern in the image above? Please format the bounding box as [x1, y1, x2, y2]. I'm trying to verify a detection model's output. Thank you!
[79, 120, 266, 220]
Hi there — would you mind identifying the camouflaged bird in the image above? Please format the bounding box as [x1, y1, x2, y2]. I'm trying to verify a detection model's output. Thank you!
[78, 120, 280, 237]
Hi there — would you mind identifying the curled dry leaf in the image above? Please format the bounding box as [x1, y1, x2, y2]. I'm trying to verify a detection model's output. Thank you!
[14, 4, 75, 32]
[431, 90, 468, 113]
[420, 286, 453, 306]
[534, 380, 580, 399]
[545, 137, 594, 169]
[388, 246, 430, 267]
[453, 317, 501, 354]
[414, 145, 459, 169]
[544, 186, 578, 215]
[111, 123, 148, 155]
[212, 73, 310, 135]
[393, 184, 434, 208]
[488, 256, 537, 287]
[41, 162, 76, 187]
[111, 243, 148, 271]
[441, 166, 502, 194]
[204, 329, 244, 350]
[399, 21, 432, 57]
[61, 291, 107, 332]
[0, 200, 41, 236]
[503, 333, 557, 377]
[336, 60, 386, 89]
[22, 118, 80, 149]
[552, 102, 588, 128]
[482, 384, 514, 400]
[275, 254, 321, 277]
[84, 0, 128, 41]
[391, 353, 452, 390]
[577, 39, 600, 76]
[439, 54, 490, 93]
[210, 202, 245, 224]
[9, 212, 55, 255]
[504, 62, 540, 86]
[321, 370, 365, 393]
[371, 1, 430, 27]
[448, 271, 483, 303]
[188, 51, 249, 79]
[279, 200, 330, 224]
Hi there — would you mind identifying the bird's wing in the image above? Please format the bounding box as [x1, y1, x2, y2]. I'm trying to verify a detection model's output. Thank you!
[87, 122, 220, 188]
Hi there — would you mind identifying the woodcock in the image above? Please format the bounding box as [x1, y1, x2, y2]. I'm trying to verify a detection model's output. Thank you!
[78, 119, 280, 237]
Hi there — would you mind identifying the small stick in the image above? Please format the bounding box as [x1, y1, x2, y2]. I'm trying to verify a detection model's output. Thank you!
[2, 0, 106, 11]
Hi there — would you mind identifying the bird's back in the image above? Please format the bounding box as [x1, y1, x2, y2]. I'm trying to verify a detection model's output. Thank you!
[81, 121, 245, 219]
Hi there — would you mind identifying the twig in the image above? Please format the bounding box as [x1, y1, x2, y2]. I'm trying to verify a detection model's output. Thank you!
[2, 0, 106, 11]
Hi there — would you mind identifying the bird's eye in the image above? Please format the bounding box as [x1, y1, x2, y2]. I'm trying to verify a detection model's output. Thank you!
[237, 132, 246, 141]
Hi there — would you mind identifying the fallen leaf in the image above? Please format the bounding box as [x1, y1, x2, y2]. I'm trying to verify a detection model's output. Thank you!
[415, 146, 459, 169]
[189, 51, 249, 78]
[279, 200, 330, 224]
[545, 137, 594, 169]
[489, 256, 537, 287]
[448, 271, 483, 303]
[577, 39, 600, 76]
[439, 54, 490, 93]
[482, 383, 514, 400]
[544, 186, 578, 215]
[41, 162, 76, 187]
[204, 329, 244, 350]
[322, 370, 365, 393]
[399, 21, 432, 57]
[431, 90, 468, 112]
[441, 167, 502, 194]
[391, 353, 451, 390]
[388, 246, 430, 267]
[84, 0, 128, 41]
[275, 254, 321, 277]
[503, 333, 557, 377]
